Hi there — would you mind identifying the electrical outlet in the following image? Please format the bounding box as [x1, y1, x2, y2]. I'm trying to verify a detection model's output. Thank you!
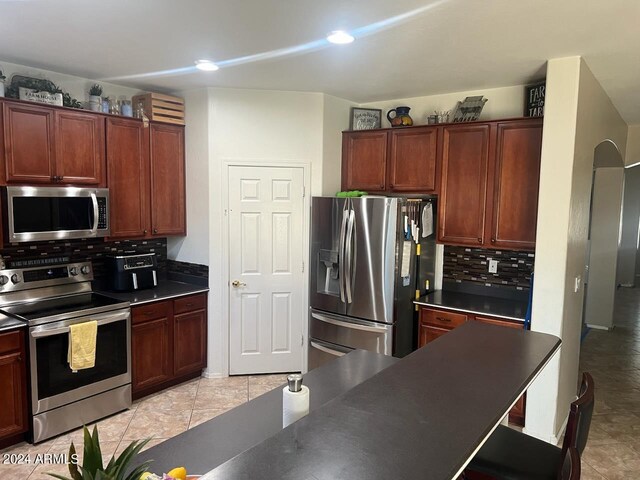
[488, 259, 498, 274]
[574, 276, 581, 293]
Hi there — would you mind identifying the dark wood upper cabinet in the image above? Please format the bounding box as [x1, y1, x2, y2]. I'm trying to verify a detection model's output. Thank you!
[388, 127, 438, 192]
[438, 124, 490, 246]
[342, 131, 388, 192]
[55, 110, 105, 185]
[0, 330, 28, 443]
[3, 102, 56, 184]
[106, 117, 149, 238]
[490, 120, 543, 250]
[150, 123, 186, 236]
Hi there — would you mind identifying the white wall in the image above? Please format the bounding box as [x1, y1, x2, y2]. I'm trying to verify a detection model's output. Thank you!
[617, 166, 640, 287]
[0, 59, 140, 105]
[526, 57, 627, 442]
[625, 124, 640, 167]
[360, 84, 527, 127]
[322, 94, 355, 195]
[585, 166, 624, 329]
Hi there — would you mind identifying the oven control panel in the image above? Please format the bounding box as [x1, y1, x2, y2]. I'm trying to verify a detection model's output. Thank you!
[0, 261, 94, 293]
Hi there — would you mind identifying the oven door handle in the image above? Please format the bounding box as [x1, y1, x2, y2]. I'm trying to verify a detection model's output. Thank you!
[30, 312, 128, 338]
[91, 192, 99, 234]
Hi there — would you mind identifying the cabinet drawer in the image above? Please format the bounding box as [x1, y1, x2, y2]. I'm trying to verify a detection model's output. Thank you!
[0, 330, 22, 355]
[132, 300, 171, 324]
[420, 308, 468, 329]
[174, 294, 206, 314]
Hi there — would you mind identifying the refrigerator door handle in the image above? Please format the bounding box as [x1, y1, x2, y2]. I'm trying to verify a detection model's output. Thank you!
[310, 340, 351, 357]
[345, 209, 356, 304]
[338, 208, 349, 303]
[311, 311, 390, 334]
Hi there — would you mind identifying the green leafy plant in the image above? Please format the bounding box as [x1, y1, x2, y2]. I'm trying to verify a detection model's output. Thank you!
[5, 75, 83, 108]
[89, 84, 103, 96]
[48, 426, 152, 480]
[0, 70, 5, 82]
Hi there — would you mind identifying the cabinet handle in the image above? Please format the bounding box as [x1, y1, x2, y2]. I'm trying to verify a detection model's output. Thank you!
[477, 237, 482, 243]
[379, 184, 384, 189]
[144, 229, 148, 234]
[185, 303, 194, 307]
[389, 183, 394, 188]
[153, 228, 158, 234]
[436, 317, 451, 323]
[491, 238, 496, 243]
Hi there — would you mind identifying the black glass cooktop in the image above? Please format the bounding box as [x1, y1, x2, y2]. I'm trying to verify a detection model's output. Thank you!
[1, 293, 128, 322]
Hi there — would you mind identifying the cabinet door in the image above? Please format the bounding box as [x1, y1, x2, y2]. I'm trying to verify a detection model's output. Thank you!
[149, 123, 186, 236]
[55, 110, 105, 185]
[342, 131, 388, 191]
[3, 102, 56, 184]
[0, 333, 27, 439]
[174, 309, 207, 377]
[388, 127, 438, 192]
[106, 118, 150, 238]
[132, 316, 172, 393]
[438, 124, 490, 246]
[418, 322, 449, 347]
[490, 120, 543, 250]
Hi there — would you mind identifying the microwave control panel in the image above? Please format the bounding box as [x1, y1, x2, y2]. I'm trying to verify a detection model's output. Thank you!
[97, 197, 108, 230]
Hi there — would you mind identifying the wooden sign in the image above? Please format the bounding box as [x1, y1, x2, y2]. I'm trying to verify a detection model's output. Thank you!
[19, 87, 63, 106]
[525, 82, 545, 117]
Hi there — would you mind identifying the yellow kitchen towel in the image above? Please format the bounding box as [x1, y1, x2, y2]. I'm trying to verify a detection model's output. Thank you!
[67, 321, 98, 372]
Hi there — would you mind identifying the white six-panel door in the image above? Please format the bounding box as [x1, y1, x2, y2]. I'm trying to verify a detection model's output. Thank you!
[228, 165, 305, 374]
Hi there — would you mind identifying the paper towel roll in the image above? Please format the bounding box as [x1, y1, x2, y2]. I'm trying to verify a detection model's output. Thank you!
[282, 385, 310, 428]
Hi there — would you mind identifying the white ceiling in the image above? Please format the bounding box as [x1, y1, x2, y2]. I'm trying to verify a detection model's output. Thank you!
[1, 0, 639, 122]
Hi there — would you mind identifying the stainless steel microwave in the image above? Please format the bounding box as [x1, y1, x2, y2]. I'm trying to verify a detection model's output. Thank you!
[3, 186, 110, 243]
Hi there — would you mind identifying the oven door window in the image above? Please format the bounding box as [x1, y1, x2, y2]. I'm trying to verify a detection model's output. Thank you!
[12, 196, 94, 233]
[35, 320, 127, 400]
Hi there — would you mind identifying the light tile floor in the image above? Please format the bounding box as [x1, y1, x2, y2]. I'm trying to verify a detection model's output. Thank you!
[0, 374, 289, 479]
[579, 286, 640, 479]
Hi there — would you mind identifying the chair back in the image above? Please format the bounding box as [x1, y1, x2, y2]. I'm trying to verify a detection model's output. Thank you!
[558, 447, 581, 480]
[561, 372, 594, 455]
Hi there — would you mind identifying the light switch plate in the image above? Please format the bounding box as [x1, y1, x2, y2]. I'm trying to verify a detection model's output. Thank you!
[488, 259, 498, 274]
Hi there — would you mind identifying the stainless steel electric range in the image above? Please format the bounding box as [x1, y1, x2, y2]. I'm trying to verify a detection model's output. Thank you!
[0, 259, 131, 443]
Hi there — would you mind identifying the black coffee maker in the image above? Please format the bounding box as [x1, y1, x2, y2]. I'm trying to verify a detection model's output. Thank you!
[106, 253, 158, 291]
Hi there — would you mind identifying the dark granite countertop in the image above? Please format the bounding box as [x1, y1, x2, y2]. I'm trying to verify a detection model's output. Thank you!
[134, 350, 398, 475]
[97, 280, 208, 306]
[200, 322, 560, 480]
[415, 290, 528, 321]
[0, 312, 27, 332]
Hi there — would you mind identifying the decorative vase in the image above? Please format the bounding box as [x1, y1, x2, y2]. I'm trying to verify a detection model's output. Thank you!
[0, 81, 5, 98]
[387, 106, 413, 127]
[102, 98, 110, 113]
[89, 95, 102, 112]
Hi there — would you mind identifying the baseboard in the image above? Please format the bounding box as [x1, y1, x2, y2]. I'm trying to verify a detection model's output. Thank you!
[522, 409, 569, 445]
[586, 323, 613, 331]
[201, 369, 226, 379]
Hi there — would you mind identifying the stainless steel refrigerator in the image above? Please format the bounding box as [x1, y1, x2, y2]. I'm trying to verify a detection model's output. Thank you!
[308, 195, 436, 369]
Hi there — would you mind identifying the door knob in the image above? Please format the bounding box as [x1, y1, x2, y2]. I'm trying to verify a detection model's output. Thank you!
[231, 280, 246, 288]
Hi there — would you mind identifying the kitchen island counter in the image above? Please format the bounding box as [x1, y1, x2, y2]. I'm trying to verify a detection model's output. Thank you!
[97, 280, 208, 306]
[415, 289, 528, 322]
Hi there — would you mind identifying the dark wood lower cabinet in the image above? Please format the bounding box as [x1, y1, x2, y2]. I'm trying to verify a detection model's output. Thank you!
[132, 317, 172, 392]
[132, 294, 207, 399]
[0, 329, 28, 448]
[418, 307, 526, 426]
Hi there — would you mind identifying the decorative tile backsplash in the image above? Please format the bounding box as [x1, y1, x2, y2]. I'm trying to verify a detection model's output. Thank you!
[0, 238, 168, 280]
[443, 246, 534, 291]
[167, 259, 209, 279]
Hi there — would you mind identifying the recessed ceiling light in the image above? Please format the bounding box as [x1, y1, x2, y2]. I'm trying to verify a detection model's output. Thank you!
[195, 59, 219, 71]
[326, 30, 354, 45]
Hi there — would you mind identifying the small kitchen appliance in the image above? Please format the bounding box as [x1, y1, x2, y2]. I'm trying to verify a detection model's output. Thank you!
[106, 253, 158, 292]
[0, 259, 131, 443]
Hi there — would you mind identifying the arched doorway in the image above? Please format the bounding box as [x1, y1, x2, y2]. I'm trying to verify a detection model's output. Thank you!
[583, 139, 624, 330]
